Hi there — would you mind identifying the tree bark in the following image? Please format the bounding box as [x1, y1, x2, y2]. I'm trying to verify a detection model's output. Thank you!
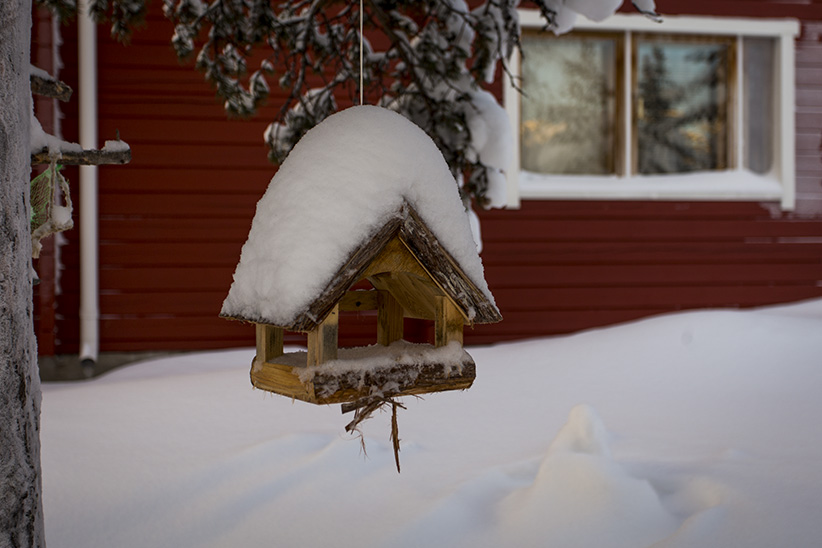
[0, 0, 46, 546]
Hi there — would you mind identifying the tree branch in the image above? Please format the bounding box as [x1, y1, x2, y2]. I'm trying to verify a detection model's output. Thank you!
[30, 72, 73, 102]
[31, 144, 132, 166]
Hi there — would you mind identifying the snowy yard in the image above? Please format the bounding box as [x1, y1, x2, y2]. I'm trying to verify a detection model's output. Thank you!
[42, 299, 822, 547]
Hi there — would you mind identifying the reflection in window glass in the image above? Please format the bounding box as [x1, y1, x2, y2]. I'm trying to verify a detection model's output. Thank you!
[520, 34, 617, 175]
[636, 40, 730, 174]
[744, 37, 775, 174]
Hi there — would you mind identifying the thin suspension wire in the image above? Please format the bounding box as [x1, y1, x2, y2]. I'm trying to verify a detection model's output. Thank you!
[359, 0, 364, 105]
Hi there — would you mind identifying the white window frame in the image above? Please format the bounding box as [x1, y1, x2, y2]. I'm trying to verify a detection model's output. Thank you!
[503, 13, 800, 210]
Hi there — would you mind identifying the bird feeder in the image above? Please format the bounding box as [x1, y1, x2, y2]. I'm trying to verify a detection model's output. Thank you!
[219, 106, 501, 406]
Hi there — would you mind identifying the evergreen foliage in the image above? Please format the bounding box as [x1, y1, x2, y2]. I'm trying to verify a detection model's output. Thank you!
[37, 0, 655, 207]
[158, 0, 529, 206]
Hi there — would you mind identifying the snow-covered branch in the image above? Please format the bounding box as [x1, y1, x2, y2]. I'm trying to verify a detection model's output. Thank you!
[30, 109, 131, 166]
[31, 141, 132, 166]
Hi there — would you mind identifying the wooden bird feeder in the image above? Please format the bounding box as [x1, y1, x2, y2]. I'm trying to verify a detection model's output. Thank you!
[219, 106, 502, 410]
[222, 202, 502, 406]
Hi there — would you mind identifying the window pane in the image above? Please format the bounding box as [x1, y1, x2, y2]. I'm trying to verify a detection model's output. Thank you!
[743, 38, 775, 174]
[636, 39, 730, 174]
[520, 34, 617, 175]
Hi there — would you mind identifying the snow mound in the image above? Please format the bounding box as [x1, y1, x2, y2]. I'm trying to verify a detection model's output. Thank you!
[500, 405, 678, 547]
[221, 105, 492, 326]
[546, 403, 612, 457]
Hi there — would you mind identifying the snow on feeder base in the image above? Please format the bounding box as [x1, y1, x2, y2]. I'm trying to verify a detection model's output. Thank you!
[251, 335, 477, 406]
[220, 106, 501, 407]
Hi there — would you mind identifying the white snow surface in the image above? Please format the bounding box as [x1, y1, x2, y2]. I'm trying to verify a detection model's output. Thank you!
[221, 105, 493, 325]
[42, 298, 822, 547]
[631, 0, 659, 15]
[544, 0, 654, 34]
[30, 108, 82, 156]
[564, 0, 625, 22]
[102, 139, 131, 153]
[465, 89, 512, 209]
[29, 64, 53, 80]
[270, 340, 470, 379]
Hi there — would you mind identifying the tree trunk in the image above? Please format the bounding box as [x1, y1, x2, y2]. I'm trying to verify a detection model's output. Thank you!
[0, 0, 46, 546]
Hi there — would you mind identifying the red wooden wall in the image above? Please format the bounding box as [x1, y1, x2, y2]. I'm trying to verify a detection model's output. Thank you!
[477, 201, 822, 342]
[35, 1, 822, 355]
[31, 7, 60, 355]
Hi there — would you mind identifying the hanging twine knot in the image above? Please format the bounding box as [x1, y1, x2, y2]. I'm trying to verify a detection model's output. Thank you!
[343, 394, 409, 473]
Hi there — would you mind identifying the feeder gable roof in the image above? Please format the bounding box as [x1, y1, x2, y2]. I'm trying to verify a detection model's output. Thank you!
[219, 106, 498, 328]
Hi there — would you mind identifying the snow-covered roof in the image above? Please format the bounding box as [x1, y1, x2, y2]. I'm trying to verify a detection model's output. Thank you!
[220, 105, 498, 329]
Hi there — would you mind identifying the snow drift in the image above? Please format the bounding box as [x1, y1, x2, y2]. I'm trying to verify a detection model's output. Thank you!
[41, 298, 822, 547]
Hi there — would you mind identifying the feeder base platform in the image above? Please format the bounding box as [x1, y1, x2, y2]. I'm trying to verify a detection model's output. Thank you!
[250, 352, 476, 405]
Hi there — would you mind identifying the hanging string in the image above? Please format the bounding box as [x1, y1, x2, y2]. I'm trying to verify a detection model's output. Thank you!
[359, 0, 364, 105]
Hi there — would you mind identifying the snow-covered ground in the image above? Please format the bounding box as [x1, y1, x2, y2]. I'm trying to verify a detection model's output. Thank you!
[41, 299, 822, 547]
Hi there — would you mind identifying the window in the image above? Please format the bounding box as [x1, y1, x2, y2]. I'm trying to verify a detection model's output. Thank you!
[520, 33, 620, 176]
[634, 36, 733, 174]
[503, 14, 800, 209]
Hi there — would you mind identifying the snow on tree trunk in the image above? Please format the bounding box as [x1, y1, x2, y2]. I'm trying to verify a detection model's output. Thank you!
[0, 0, 46, 546]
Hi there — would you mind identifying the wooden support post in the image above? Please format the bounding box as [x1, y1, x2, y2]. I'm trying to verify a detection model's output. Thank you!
[435, 296, 464, 348]
[377, 290, 404, 346]
[256, 324, 284, 363]
[307, 304, 339, 366]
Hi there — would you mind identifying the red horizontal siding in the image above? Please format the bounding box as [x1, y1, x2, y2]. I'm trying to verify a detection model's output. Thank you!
[61, 244, 241, 268]
[98, 193, 258, 218]
[98, 169, 273, 194]
[482, 241, 822, 265]
[487, 264, 822, 287]
[479, 219, 822, 241]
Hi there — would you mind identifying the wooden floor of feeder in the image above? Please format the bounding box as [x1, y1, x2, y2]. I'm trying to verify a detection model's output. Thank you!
[250, 350, 476, 406]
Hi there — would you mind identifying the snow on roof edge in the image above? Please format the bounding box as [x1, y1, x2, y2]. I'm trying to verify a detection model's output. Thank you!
[221, 200, 501, 330]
